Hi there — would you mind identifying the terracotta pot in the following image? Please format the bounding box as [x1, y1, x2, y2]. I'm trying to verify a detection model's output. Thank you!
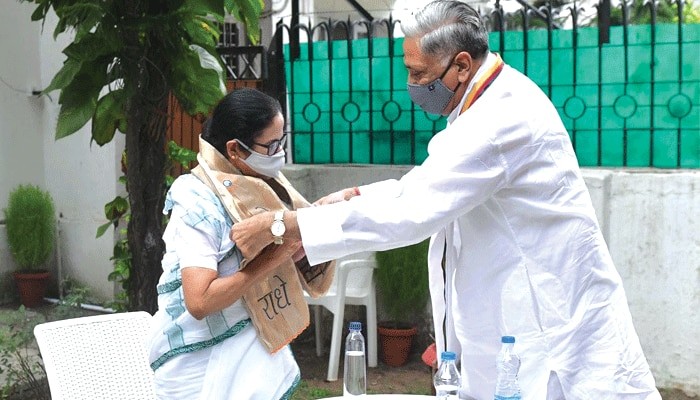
[378, 324, 417, 367]
[13, 271, 50, 308]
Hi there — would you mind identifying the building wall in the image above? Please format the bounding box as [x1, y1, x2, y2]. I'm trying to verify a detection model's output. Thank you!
[0, 3, 120, 303]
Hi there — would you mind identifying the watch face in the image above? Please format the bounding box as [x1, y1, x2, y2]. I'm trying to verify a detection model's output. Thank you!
[271, 221, 285, 236]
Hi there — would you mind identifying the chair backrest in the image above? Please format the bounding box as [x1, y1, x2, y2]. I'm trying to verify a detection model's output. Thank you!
[337, 251, 377, 298]
[34, 311, 155, 400]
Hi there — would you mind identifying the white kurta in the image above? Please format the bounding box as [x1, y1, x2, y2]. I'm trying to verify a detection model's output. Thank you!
[297, 55, 660, 399]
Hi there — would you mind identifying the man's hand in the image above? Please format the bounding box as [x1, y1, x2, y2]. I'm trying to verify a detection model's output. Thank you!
[313, 187, 360, 206]
[230, 212, 276, 260]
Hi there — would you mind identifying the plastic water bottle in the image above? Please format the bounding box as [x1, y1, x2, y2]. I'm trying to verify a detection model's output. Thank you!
[343, 321, 366, 396]
[494, 336, 521, 400]
[434, 351, 461, 400]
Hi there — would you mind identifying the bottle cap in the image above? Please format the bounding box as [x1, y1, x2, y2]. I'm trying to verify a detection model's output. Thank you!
[349, 321, 362, 331]
[440, 351, 456, 361]
[501, 336, 515, 343]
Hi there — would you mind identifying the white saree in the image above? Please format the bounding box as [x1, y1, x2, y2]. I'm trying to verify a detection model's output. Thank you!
[148, 175, 300, 399]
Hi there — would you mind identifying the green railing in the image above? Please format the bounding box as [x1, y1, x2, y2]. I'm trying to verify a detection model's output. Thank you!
[280, 18, 699, 168]
[492, 24, 699, 168]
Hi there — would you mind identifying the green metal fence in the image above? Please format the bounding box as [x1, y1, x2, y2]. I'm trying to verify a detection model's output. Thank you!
[492, 24, 699, 168]
[279, 7, 699, 168]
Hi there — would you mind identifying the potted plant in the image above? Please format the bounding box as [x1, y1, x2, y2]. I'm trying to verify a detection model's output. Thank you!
[375, 239, 430, 367]
[4, 184, 56, 308]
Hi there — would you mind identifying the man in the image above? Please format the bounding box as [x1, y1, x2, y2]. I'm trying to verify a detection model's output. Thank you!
[231, 1, 661, 398]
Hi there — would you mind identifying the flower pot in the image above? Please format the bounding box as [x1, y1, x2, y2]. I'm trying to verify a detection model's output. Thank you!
[378, 323, 417, 367]
[13, 271, 50, 308]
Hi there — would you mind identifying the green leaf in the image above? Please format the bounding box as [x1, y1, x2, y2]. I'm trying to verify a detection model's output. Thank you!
[225, 0, 264, 44]
[104, 196, 129, 221]
[63, 31, 120, 63]
[165, 175, 175, 187]
[112, 240, 131, 260]
[55, 97, 97, 140]
[186, 0, 226, 16]
[182, 16, 221, 48]
[170, 45, 225, 115]
[95, 221, 113, 238]
[43, 59, 82, 94]
[55, 62, 107, 139]
[92, 89, 126, 146]
[30, 2, 51, 22]
[52, 3, 106, 40]
[168, 140, 198, 167]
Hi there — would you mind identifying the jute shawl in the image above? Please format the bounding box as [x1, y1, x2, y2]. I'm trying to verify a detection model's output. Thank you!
[191, 136, 335, 353]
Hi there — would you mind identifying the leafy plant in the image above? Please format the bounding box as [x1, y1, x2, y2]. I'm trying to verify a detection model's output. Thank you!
[3, 185, 56, 272]
[20, 0, 264, 312]
[53, 279, 102, 320]
[375, 239, 431, 324]
[290, 381, 335, 399]
[0, 306, 49, 400]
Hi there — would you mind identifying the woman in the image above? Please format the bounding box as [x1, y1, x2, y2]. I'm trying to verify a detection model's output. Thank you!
[148, 88, 327, 399]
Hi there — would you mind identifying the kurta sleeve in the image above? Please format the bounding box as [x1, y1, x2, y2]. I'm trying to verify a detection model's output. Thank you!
[164, 175, 233, 270]
[298, 105, 519, 266]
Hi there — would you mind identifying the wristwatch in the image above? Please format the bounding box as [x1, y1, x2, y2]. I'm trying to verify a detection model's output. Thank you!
[271, 210, 286, 245]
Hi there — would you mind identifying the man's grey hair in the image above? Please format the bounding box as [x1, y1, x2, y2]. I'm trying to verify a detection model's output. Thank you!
[401, 0, 489, 66]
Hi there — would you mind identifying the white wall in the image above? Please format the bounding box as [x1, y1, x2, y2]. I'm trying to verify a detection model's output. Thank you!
[282, 164, 700, 396]
[0, 5, 45, 202]
[605, 171, 699, 394]
[0, 3, 120, 302]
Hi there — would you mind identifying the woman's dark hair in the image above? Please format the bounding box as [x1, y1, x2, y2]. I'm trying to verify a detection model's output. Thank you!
[201, 88, 283, 156]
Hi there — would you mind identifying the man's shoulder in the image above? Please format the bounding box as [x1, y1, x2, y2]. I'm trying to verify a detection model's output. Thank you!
[501, 64, 553, 100]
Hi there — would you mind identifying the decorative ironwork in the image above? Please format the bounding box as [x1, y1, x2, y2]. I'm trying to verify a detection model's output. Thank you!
[274, 0, 698, 168]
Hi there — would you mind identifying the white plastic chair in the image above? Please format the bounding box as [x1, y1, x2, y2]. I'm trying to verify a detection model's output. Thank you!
[304, 251, 378, 381]
[33, 311, 155, 400]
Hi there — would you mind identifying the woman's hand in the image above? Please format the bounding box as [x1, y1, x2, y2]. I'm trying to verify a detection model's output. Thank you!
[312, 187, 360, 206]
[231, 211, 302, 260]
[230, 212, 277, 260]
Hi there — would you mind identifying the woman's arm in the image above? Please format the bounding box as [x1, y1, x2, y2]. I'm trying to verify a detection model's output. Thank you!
[181, 241, 300, 320]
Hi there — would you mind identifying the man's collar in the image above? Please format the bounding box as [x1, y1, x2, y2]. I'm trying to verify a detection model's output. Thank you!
[448, 52, 502, 123]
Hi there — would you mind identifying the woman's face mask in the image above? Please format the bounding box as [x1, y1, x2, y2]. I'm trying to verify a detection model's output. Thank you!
[235, 139, 286, 178]
[407, 57, 460, 115]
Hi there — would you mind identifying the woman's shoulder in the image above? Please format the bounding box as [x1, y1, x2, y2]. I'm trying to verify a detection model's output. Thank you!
[164, 174, 224, 217]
